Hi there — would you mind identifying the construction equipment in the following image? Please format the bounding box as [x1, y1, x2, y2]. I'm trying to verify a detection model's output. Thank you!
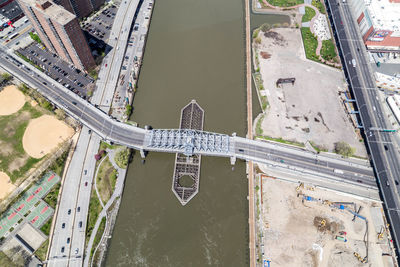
[320, 219, 326, 227]
[296, 183, 304, 192]
[378, 226, 384, 240]
[336, 235, 347, 242]
[353, 252, 367, 263]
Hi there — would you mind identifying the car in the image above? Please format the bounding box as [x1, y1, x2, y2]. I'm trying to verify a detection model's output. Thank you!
[42, 81, 47, 85]
[72, 101, 77, 105]
[238, 149, 244, 152]
[67, 238, 70, 244]
[75, 248, 79, 254]
[356, 180, 362, 183]
[78, 221, 82, 228]
[62, 223, 65, 228]
[396, 180, 399, 185]
[84, 169, 87, 175]
[61, 247, 65, 253]
[77, 207, 80, 212]
[105, 63, 107, 67]
[68, 209, 71, 215]
[85, 181, 88, 186]
[384, 145, 389, 151]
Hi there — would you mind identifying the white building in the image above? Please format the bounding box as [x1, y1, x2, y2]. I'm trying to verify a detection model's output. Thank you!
[349, 0, 400, 53]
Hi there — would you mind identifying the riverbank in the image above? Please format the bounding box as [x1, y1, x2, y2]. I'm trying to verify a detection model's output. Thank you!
[84, 0, 155, 266]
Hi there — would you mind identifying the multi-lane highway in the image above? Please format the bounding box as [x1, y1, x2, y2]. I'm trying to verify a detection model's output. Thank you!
[326, 0, 400, 255]
[45, 0, 144, 265]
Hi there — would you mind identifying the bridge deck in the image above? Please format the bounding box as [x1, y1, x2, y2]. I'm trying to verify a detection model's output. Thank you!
[172, 100, 204, 205]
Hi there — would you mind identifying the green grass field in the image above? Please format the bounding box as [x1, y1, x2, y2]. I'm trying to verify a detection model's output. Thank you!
[0, 101, 46, 183]
[267, 0, 303, 7]
[96, 157, 117, 204]
[312, 0, 325, 14]
[320, 39, 338, 62]
[300, 27, 320, 62]
[86, 192, 102, 245]
[302, 6, 316, 22]
[43, 183, 60, 209]
[35, 239, 48, 261]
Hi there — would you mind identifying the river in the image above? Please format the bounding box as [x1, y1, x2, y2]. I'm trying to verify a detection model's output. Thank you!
[105, 0, 288, 266]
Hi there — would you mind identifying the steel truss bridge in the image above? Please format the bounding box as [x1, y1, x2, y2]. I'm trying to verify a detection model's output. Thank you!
[0, 45, 375, 189]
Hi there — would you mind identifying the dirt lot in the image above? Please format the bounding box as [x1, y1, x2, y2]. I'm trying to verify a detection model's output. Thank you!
[255, 28, 366, 156]
[0, 85, 26, 116]
[0, 172, 15, 200]
[23, 115, 74, 159]
[259, 177, 394, 267]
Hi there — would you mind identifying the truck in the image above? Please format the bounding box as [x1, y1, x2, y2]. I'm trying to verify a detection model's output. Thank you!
[333, 169, 344, 174]
[352, 59, 356, 68]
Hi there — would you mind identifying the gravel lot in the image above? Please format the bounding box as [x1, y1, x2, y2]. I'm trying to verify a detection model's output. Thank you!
[260, 177, 394, 267]
[256, 28, 366, 156]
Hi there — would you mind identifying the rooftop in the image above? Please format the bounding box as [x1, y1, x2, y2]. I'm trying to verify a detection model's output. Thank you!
[20, 0, 75, 25]
[364, 0, 400, 34]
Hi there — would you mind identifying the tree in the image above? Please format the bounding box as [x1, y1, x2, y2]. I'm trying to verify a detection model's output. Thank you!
[260, 23, 271, 33]
[114, 148, 129, 169]
[29, 32, 42, 44]
[334, 141, 355, 158]
[55, 109, 66, 120]
[125, 104, 133, 117]
[1, 72, 12, 82]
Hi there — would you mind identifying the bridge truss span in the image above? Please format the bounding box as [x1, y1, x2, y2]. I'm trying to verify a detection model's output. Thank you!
[144, 129, 233, 156]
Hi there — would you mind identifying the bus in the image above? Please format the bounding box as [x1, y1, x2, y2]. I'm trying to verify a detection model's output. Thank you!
[10, 33, 19, 40]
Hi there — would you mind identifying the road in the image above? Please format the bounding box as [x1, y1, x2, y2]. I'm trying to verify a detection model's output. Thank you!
[44, 0, 143, 265]
[326, 0, 400, 256]
[0, 46, 377, 185]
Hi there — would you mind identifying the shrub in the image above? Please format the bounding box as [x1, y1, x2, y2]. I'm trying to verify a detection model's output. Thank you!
[334, 142, 355, 158]
[114, 148, 129, 169]
[260, 23, 271, 32]
[29, 32, 42, 44]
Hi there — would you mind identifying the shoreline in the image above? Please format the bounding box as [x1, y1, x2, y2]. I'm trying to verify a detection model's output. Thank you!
[83, 0, 155, 266]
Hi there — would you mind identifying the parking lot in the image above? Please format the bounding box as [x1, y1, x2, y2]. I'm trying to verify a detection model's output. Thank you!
[18, 43, 94, 98]
[81, 3, 118, 61]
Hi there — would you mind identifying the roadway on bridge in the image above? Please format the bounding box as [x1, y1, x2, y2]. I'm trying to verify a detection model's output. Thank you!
[326, 0, 400, 255]
[0, 45, 377, 186]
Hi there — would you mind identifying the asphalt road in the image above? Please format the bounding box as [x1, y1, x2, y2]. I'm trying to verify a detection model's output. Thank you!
[234, 138, 376, 186]
[326, 0, 400, 256]
[0, 45, 377, 186]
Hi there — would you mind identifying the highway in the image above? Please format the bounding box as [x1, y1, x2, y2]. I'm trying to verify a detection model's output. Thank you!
[326, 0, 400, 256]
[44, 0, 144, 265]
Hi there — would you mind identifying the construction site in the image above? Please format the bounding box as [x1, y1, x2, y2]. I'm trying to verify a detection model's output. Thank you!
[256, 176, 396, 267]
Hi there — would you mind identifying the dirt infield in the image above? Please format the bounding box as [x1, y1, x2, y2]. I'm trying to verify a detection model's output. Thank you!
[22, 115, 74, 158]
[0, 85, 26, 116]
[0, 172, 16, 199]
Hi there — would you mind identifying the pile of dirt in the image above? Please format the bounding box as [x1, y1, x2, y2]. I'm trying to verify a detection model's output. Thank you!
[313, 216, 340, 234]
[260, 51, 271, 59]
[264, 30, 287, 46]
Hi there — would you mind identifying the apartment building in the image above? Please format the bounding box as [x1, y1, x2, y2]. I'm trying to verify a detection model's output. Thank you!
[18, 0, 95, 71]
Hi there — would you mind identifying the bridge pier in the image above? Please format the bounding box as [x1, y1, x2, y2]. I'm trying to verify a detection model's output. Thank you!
[140, 149, 147, 158]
